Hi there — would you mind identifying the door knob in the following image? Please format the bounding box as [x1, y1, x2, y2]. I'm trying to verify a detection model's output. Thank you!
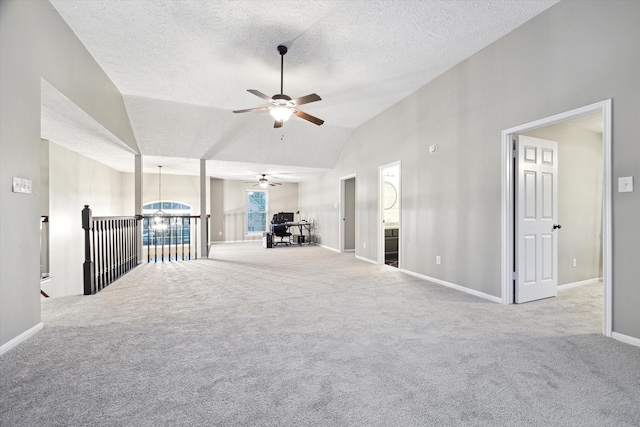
[553, 224, 562, 230]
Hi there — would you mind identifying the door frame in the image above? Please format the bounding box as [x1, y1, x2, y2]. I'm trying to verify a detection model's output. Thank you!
[379, 161, 401, 266]
[500, 99, 612, 336]
[339, 173, 357, 253]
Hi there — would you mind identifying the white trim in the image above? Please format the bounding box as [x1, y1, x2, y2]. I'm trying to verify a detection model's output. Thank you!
[319, 244, 340, 253]
[356, 255, 378, 265]
[602, 100, 613, 338]
[400, 269, 502, 304]
[211, 239, 261, 244]
[0, 322, 44, 356]
[501, 99, 613, 338]
[558, 278, 602, 291]
[611, 332, 640, 349]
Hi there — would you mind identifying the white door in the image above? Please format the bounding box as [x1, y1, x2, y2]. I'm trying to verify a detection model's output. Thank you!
[515, 135, 559, 303]
[341, 176, 356, 252]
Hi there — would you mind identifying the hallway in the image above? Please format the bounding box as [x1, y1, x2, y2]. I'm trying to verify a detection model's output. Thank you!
[1, 243, 639, 426]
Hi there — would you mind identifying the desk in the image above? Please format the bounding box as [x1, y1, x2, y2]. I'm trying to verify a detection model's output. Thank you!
[272, 221, 313, 245]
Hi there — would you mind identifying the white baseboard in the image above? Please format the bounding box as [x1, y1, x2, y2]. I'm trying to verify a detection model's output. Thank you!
[355, 255, 378, 265]
[211, 239, 260, 244]
[558, 277, 602, 291]
[319, 244, 340, 253]
[0, 322, 44, 356]
[612, 332, 640, 348]
[400, 269, 502, 304]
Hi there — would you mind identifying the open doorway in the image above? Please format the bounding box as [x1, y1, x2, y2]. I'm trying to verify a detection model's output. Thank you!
[340, 175, 356, 253]
[379, 162, 401, 267]
[523, 115, 604, 290]
[501, 100, 612, 336]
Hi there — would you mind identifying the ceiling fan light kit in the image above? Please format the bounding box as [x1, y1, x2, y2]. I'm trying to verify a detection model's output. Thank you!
[233, 45, 324, 128]
[270, 106, 293, 122]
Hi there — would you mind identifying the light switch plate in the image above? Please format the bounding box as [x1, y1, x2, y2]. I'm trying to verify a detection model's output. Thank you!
[12, 177, 32, 194]
[618, 176, 633, 193]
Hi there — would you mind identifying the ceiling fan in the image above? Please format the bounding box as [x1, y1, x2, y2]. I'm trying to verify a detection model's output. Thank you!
[233, 45, 324, 128]
[245, 174, 283, 188]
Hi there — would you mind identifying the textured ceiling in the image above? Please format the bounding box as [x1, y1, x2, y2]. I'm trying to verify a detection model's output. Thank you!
[566, 113, 604, 134]
[46, 0, 560, 179]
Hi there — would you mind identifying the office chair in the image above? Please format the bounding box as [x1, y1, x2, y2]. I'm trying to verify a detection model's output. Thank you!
[272, 224, 292, 246]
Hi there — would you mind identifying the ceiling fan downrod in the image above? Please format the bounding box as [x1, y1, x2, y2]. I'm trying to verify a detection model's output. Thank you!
[277, 45, 287, 95]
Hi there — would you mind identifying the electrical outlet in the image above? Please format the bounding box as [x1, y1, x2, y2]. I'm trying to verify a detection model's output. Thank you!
[436, 256, 441, 265]
[363, 242, 366, 248]
[218, 231, 222, 236]
[572, 258, 577, 267]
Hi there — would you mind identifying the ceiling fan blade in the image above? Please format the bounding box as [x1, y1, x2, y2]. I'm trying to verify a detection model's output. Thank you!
[247, 89, 274, 102]
[274, 120, 283, 129]
[291, 93, 321, 106]
[293, 109, 324, 126]
[233, 106, 270, 114]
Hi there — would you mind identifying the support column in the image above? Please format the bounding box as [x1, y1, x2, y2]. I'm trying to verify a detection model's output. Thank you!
[135, 154, 143, 262]
[200, 159, 208, 258]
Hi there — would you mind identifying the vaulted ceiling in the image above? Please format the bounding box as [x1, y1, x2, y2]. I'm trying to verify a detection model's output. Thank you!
[43, 0, 559, 181]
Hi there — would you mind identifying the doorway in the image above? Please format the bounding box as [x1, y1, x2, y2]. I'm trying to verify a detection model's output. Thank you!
[379, 162, 401, 267]
[501, 100, 612, 336]
[340, 175, 356, 253]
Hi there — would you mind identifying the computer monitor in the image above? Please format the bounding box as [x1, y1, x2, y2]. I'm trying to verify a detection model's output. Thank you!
[277, 212, 295, 223]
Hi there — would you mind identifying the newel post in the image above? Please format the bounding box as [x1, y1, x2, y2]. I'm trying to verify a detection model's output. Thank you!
[82, 205, 95, 295]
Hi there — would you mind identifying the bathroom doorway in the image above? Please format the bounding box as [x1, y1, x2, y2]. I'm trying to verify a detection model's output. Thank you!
[379, 162, 400, 267]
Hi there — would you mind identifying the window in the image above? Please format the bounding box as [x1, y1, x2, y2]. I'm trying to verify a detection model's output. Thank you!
[246, 191, 268, 235]
[142, 201, 192, 245]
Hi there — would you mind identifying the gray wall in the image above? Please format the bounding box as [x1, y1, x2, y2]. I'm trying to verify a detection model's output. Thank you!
[525, 122, 603, 286]
[0, 0, 137, 347]
[210, 178, 225, 242]
[299, 1, 640, 339]
[210, 180, 299, 243]
[43, 141, 129, 298]
[128, 172, 208, 216]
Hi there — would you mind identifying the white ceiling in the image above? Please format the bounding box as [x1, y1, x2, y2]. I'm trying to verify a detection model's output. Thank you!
[45, 0, 560, 180]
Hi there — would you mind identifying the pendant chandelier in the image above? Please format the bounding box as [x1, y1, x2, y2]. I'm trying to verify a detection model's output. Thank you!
[153, 165, 167, 230]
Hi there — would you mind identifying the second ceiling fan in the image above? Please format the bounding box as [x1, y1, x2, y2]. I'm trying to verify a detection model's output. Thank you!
[246, 174, 282, 188]
[233, 45, 324, 128]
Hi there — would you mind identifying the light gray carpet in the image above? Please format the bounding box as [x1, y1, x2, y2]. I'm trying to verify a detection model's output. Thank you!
[2, 242, 639, 426]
